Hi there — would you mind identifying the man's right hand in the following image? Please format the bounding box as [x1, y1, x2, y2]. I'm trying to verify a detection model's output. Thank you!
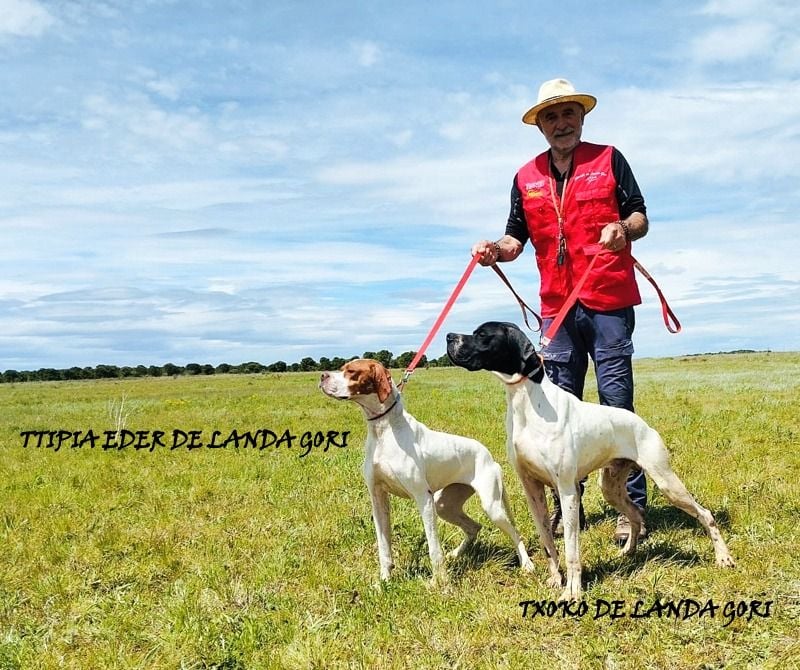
[472, 239, 500, 266]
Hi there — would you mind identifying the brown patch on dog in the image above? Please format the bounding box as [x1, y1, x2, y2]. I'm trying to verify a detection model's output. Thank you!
[342, 359, 393, 403]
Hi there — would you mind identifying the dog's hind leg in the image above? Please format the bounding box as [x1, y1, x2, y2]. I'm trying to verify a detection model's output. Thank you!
[434, 483, 481, 559]
[639, 440, 735, 568]
[518, 473, 563, 588]
[599, 459, 644, 555]
[414, 491, 448, 585]
[471, 468, 535, 572]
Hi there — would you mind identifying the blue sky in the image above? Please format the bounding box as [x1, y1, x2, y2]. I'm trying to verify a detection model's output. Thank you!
[2, 0, 799, 370]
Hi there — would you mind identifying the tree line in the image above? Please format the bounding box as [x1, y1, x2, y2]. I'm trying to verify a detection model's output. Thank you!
[0, 350, 454, 384]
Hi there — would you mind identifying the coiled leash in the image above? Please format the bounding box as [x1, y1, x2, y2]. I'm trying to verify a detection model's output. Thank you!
[541, 244, 681, 347]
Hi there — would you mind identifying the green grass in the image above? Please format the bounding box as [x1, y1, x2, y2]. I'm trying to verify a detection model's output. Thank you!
[1, 354, 799, 669]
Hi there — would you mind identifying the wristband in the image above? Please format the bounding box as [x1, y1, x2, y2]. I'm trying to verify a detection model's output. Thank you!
[618, 220, 630, 241]
[492, 241, 502, 261]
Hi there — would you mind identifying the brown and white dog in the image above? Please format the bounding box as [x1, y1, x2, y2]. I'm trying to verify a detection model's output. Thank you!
[447, 322, 735, 601]
[319, 358, 534, 584]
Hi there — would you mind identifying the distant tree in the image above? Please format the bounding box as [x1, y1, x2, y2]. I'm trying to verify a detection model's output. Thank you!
[2, 370, 22, 383]
[163, 363, 183, 376]
[241, 362, 265, 374]
[63, 367, 85, 380]
[148, 365, 163, 377]
[299, 357, 318, 372]
[215, 363, 232, 374]
[433, 353, 453, 367]
[393, 351, 425, 369]
[134, 365, 148, 377]
[201, 364, 215, 375]
[318, 357, 332, 371]
[362, 351, 377, 361]
[267, 361, 287, 373]
[95, 364, 121, 378]
[37, 368, 61, 381]
[185, 363, 202, 376]
[289, 363, 300, 372]
[330, 357, 347, 369]
[374, 350, 393, 368]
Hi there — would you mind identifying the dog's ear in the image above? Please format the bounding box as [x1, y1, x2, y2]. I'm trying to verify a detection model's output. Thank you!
[372, 363, 393, 404]
[507, 325, 541, 376]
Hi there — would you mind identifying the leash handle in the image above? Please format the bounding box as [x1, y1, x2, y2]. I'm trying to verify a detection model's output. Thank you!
[399, 254, 481, 391]
[541, 246, 682, 347]
[490, 264, 543, 332]
[633, 257, 682, 333]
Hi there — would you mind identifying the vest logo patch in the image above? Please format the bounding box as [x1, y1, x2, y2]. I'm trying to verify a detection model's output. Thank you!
[573, 170, 608, 184]
[524, 179, 546, 198]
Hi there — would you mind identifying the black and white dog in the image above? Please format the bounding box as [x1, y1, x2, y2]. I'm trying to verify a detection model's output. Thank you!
[446, 321, 735, 601]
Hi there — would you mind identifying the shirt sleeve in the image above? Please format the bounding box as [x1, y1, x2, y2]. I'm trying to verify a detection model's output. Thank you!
[612, 148, 647, 219]
[505, 174, 530, 244]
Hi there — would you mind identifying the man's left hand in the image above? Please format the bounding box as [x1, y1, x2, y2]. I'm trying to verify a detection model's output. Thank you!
[599, 221, 627, 252]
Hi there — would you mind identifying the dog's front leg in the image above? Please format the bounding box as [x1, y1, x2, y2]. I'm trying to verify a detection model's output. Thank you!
[558, 486, 583, 602]
[414, 491, 447, 586]
[369, 485, 394, 581]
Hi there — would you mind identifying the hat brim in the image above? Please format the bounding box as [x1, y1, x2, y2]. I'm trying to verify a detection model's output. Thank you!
[522, 94, 597, 125]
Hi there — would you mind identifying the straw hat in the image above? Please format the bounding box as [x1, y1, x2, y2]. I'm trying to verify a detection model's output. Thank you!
[522, 78, 597, 125]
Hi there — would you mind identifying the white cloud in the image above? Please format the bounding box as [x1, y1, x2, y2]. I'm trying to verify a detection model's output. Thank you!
[352, 40, 381, 67]
[593, 80, 800, 184]
[690, 21, 775, 63]
[83, 93, 211, 153]
[0, 0, 55, 37]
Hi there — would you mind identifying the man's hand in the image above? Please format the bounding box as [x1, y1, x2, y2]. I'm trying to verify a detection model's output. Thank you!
[599, 222, 628, 252]
[472, 240, 500, 266]
[471, 235, 524, 266]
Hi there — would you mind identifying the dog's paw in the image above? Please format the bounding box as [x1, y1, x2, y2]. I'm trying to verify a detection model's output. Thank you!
[429, 572, 451, 589]
[519, 558, 536, 573]
[716, 553, 736, 568]
[447, 538, 475, 559]
[547, 573, 564, 590]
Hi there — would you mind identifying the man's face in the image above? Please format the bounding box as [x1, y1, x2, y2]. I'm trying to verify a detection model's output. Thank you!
[537, 101, 584, 155]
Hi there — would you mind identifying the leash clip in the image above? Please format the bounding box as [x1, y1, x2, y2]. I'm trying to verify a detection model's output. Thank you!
[398, 369, 413, 393]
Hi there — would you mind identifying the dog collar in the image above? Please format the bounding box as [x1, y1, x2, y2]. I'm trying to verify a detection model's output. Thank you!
[523, 355, 545, 383]
[366, 394, 401, 421]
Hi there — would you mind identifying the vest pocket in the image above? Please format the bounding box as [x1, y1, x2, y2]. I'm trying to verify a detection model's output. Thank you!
[575, 186, 616, 230]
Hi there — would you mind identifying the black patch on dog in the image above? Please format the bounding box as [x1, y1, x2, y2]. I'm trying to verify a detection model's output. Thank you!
[447, 321, 544, 382]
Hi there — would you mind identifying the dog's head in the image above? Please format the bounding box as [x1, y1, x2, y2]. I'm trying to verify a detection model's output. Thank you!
[319, 358, 394, 404]
[446, 321, 543, 383]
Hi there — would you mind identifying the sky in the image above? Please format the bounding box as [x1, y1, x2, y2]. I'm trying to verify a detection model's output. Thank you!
[2, 0, 799, 371]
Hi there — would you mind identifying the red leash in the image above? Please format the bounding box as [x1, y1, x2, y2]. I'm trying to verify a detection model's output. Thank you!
[490, 264, 543, 331]
[399, 254, 481, 390]
[399, 255, 545, 390]
[541, 245, 681, 347]
[398, 245, 679, 389]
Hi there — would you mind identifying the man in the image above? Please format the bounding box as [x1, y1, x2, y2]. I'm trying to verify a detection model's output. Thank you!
[472, 78, 648, 543]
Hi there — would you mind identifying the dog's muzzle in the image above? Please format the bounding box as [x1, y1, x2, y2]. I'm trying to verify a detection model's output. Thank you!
[446, 333, 481, 370]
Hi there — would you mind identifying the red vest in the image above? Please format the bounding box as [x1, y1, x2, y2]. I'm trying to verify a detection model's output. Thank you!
[516, 142, 641, 317]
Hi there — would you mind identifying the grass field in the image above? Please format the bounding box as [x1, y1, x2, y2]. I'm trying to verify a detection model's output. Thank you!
[1, 353, 799, 669]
